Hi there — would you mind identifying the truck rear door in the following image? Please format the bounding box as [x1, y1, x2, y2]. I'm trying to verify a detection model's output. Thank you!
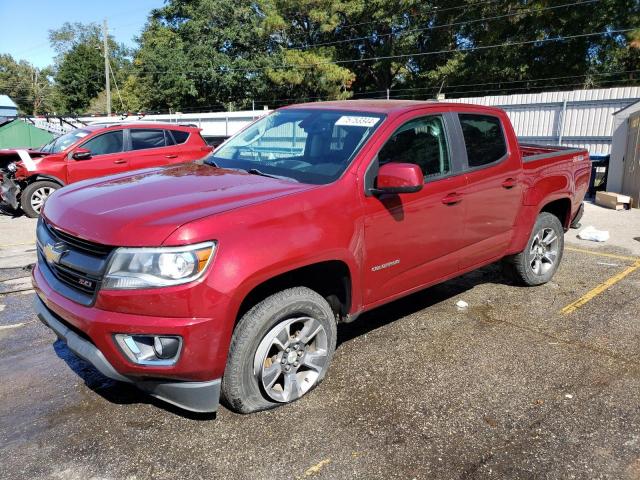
[453, 112, 523, 269]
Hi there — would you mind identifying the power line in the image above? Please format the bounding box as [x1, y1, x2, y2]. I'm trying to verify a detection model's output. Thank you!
[293, 0, 600, 50]
[130, 28, 635, 76]
[331, 0, 505, 31]
[389, 77, 640, 99]
[350, 69, 640, 96]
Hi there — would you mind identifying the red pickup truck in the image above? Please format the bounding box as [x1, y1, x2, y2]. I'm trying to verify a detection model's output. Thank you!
[32, 101, 589, 414]
[0, 122, 211, 217]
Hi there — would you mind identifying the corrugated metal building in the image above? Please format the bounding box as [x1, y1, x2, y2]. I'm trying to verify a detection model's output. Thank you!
[447, 87, 640, 155]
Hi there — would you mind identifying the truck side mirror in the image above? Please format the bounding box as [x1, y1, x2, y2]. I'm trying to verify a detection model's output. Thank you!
[371, 162, 424, 195]
[72, 148, 92, 160]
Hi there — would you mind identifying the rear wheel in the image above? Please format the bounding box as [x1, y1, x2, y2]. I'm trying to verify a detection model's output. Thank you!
[221, 287, 337, 414]
[21, 181, 60, 218]
[508, 212, 564, 286]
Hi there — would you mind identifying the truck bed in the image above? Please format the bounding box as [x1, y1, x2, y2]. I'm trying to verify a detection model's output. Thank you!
[519, 142, 588, 163]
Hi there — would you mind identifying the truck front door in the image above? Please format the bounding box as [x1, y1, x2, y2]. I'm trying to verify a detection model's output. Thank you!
[361, 110, 468, 307]
[454, 112, 523, 269]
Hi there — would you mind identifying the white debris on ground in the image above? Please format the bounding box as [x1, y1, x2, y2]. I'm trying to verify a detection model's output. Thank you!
[455, 300, 469, 311]
[577, 225, 610, 242]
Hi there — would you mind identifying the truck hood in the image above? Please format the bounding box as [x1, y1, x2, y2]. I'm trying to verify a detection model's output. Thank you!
[43, 162, 316, 246]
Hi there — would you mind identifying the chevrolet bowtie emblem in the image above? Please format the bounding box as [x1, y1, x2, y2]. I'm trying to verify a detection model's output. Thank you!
[43, 242, 67, 265]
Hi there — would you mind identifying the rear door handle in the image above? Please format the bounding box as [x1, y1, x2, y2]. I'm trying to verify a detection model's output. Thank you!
[502, 178, 517, 189]
[113, 159, 126, 164]
[442, 193, 463, 205]
[165, 154, 178, 159]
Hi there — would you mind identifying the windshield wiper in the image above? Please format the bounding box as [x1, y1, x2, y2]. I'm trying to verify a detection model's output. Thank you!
[204, 158, 219, 167]
[245, 168, 297, 182]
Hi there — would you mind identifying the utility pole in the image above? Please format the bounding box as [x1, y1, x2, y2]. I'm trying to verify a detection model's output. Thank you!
[103, 18, 111, 116]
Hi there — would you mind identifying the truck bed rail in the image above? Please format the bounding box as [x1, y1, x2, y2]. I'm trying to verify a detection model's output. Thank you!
[519, 142, 586, 162]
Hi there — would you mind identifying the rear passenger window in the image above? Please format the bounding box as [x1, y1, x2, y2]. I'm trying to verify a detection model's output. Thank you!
[171, 130, 190, 144]
[130, 129, 166, 150]
[459, 114, 507, 167]
[378, 115, 450, 179]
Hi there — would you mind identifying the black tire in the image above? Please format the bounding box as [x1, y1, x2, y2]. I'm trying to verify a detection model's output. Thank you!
[221, 287, 337, 414]
[507, 212, 564, 286]
[20, 181, 60, 218]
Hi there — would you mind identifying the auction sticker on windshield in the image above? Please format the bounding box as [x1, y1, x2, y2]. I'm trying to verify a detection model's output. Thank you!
[335, 116, 380, 128]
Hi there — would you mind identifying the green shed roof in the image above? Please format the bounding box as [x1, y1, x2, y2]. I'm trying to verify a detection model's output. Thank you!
[0, 119, 54, 149]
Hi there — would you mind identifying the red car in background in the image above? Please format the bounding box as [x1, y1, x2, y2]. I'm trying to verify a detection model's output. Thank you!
[0, 122, 212, 217]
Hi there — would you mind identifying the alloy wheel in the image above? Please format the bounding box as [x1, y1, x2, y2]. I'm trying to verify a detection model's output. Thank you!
[30, 187, 55, 213]
[253, 316, 329, 403]
[528, 227, 559, 276]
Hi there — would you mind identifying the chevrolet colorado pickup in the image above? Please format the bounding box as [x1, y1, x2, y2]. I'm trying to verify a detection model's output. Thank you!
[0, 122, 211, 217]
[33, 101, 590, 414]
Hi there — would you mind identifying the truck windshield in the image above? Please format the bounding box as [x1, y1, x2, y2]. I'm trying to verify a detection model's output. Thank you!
[40, 129, 92, 154]
[206, 109, 385, 184]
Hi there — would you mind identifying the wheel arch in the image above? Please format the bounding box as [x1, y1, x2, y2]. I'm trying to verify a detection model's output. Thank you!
[539, 197, 572, 230]
[27, 174, 65, 187]
[235, 260, 353, 325]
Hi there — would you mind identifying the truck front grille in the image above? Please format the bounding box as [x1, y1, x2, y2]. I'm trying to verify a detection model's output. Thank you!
[37, 220, 114, 305]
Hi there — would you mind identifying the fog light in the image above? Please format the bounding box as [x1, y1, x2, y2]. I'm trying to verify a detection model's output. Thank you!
[153, 336, 181, 359]
[115, 334, 182, 366]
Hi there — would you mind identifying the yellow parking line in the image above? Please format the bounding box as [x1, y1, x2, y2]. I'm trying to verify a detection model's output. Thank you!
[561, 259, 640, 315]
[565, 246, 638, 263]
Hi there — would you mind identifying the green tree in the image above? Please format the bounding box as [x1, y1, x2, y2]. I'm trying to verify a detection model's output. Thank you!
[0, 54, 54, 115]
[49, 22, 133, 114]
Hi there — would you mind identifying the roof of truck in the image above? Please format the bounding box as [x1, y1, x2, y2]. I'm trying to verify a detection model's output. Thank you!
[281, 99, 505, 114]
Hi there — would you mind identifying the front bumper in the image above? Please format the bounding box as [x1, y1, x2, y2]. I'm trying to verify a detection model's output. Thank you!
[35, 295, 221, 413]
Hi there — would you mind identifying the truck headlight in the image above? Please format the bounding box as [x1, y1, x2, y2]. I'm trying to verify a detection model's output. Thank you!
[103, 242, 216, 289]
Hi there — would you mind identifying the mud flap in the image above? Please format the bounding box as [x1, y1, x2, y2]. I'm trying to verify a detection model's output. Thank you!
[570, 202, 584, 229]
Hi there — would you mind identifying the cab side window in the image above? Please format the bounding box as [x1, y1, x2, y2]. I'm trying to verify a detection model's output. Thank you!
[378, 115, 450, 180]
[80, 130, 124, 156]
[458, 114, 507, 168]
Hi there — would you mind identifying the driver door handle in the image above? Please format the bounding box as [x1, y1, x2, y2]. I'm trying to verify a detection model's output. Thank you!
[165, 154, 178, 159]
[113, 159, 126, 164]
[502, 178, 517, 189]
[442, 193, 463, 205]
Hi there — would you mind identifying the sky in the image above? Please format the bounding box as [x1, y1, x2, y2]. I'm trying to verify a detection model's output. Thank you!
[0, 0, 165, 68]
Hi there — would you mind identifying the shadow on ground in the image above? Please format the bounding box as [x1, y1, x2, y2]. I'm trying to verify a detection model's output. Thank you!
[50, 261, 517, 419]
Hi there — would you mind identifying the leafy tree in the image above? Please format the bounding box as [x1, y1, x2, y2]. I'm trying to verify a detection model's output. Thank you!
[0, 54, 54, 115]
[49, 22, 133, 114]
[33, 0, 640, 114]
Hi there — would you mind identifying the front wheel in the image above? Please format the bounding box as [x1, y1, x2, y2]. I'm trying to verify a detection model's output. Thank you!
[221, 287, 337, 414]
[20, 181, 60, 218]
[507, 212, 564, 286]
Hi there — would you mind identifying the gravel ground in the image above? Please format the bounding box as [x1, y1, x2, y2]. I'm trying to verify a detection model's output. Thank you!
[1, 207, 639, 479]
